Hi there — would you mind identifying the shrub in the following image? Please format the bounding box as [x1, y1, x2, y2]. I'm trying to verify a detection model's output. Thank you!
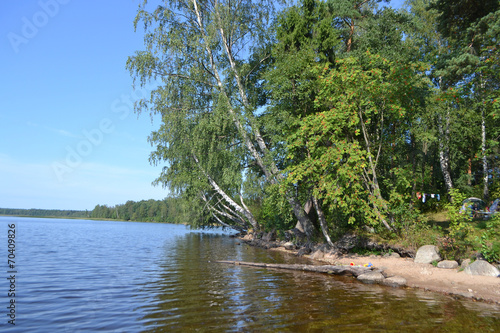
[441, 189, 474, 260]
[386, 194, 442, 251]
[477, 215, 500, 263]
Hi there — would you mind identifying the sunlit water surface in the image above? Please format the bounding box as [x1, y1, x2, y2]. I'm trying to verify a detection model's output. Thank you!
[0, 217, 499, 332]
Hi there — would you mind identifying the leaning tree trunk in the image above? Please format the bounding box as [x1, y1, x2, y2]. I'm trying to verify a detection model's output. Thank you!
[312, 196, 334, 247]
[207, 0, 316, 239]
[359, 109, 393, 231]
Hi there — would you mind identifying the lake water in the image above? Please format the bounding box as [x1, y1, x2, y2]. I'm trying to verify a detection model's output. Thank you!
[0, 217, 499, 332]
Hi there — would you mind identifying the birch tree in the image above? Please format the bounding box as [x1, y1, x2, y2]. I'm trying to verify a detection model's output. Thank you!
[127, 0, 317, 234]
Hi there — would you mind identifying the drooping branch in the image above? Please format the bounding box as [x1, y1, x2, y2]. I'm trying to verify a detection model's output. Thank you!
[211, 211, 245, 232]
[219, 201, 248, 226]
[201, 193, 248, 231]
[202, 193, 247, 227]
[193, 153, 259, 230]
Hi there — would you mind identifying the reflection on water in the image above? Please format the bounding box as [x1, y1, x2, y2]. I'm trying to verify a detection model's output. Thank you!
[0, 217, 498, 332]
[137, 232, 500, 332]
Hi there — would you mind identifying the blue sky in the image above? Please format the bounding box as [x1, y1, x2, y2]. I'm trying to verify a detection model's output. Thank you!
[0, 0, 166, 210]
[0, 0, 406, 211]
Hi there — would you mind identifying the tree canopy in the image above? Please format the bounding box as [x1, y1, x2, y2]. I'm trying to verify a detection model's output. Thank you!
[127, 0, 500, 248]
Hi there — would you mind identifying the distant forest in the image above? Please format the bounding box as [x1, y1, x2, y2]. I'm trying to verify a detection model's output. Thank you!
[0, 208, 89, 219]
[90, 198, 185, 223]
[1, 198, 184, 223]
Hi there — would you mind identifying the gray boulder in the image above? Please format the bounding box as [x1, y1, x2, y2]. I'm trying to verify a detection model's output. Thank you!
[464, 260, 500, 277]
[437, 260, 459, 269]
[382, 276, 407, 288]
[461, 259, 471, 268]
[357, 271, 385, 284]
[414, 245, 442, 264]
[283, 242, 295, 250]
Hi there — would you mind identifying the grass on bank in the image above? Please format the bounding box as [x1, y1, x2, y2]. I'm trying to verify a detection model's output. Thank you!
[389, 209, 500, 263]
[343, 206, 499, 265]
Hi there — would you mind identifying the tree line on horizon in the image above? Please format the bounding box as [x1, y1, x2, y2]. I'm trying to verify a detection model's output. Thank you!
[0, 198, 193, 224]
[90, 198, 188, 223]
[0, 208, 89, 219]
[124, 0, 500, 248]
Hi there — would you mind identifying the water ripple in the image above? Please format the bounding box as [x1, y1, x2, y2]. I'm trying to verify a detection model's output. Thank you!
[1, 217, 499, 332]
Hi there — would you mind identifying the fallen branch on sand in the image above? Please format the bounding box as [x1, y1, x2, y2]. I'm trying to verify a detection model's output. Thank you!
[214, 260, 373, 277]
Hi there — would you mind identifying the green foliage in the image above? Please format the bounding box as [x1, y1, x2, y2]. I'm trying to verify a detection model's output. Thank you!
[477, 215, 500, 263]
[263, 0, 341, 174]
[437, 235, 464, 261]
[430, 0, 499, 42]
[285, 52, 426, 230]
[445, 189, 471, 225]
[388, 190, 428, 236]
[387, 182, 439, 252]
[260, 183, 295, 232]
[393, 222, 442, 253]
[441, 189, 474, 260]
[350, 247, 381, 256]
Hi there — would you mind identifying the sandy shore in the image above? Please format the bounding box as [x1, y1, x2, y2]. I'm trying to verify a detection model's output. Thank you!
[323, 254, 500, 304]
[266, 246, 500, 305]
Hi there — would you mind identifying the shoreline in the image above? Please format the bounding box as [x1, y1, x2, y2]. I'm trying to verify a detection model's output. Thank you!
[312, 252, 500, 305]
[239, 235, 500, 305]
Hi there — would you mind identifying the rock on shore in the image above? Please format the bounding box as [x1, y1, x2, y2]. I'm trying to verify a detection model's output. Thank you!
[414, 245, 441, 264]
[464, 260, 500, 277]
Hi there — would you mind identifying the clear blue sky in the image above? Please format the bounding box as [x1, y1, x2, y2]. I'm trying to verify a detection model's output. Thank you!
[0, 0, 406, 211]
[0, 0, 166, 210]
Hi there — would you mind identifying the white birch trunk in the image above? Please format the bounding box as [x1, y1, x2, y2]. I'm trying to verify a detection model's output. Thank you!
[312, 196, 334, 247]
[438, 109, 454, 196]
[482, 108, 489, 202]
[192, 0, 272, 180]
[193, 0, 316, 238]
[193, 154, 260, 230]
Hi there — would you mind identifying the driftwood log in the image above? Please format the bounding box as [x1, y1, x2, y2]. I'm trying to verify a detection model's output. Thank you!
[215, 260, 374, 277]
